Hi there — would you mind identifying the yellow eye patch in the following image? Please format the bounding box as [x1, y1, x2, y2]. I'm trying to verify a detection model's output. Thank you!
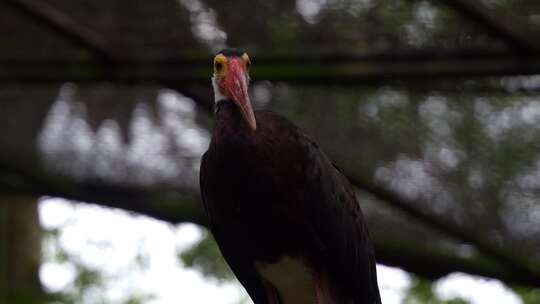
[214, 54, 228, 75]
[242, 53, 251, 71]
[214, 52, 252, 76]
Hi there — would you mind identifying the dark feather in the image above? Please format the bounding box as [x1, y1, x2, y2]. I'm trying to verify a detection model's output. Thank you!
[216, 48, 246, 57]
[200, 100, 381, 304]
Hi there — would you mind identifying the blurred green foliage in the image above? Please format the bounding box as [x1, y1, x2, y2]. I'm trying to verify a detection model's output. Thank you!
[404, 277, 468, 304]
[42, 226, 156, 304]
[513, 286, 540, 304]
[179, 230, 235, 282]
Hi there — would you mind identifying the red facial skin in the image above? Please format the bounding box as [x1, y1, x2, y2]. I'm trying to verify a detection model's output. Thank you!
[218, 57, 257, 131]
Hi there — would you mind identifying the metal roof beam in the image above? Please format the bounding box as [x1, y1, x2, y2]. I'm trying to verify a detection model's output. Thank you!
[3, 0, 116, 62]
[2, 53, 540, 83]
[436, 0, 539, 53]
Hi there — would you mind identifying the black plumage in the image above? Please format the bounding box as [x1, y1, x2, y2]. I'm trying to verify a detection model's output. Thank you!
[200, 98, 381, 304]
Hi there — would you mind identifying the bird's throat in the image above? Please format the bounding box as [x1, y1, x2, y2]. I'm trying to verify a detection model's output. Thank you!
[214, 99, 254, 137]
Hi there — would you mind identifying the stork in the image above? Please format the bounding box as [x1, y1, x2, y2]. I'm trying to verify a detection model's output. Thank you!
[200, 48, 381, 304]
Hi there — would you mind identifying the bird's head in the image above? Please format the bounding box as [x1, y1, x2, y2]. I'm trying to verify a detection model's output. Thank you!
[212, 48, 256, 131]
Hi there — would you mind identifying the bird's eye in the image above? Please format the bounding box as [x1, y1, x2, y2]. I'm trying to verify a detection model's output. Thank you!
[215, 62, 223, 72]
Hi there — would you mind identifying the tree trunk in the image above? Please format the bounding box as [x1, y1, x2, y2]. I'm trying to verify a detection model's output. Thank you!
[0, 196, 42, 303]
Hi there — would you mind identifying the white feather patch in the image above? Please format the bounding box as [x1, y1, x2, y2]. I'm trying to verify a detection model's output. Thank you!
[212, 75, 228, 103]
[256, 256, 316, 304]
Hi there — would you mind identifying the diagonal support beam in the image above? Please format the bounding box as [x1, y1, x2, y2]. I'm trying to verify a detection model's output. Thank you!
[1, 0, 217, 113]
[436, 0, 539, 53]
[342, 168, 540, 286]
[3, 0, 116, 62]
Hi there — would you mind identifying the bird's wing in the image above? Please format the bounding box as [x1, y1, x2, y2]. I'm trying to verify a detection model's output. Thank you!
[258, 111, 380, 304]
[200, 152, 276, 304]
[256, 111, 381, 303]
[300, 133, 382, 304]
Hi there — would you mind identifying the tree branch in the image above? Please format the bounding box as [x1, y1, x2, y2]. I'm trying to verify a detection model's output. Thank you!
[0, 161, 206, 226]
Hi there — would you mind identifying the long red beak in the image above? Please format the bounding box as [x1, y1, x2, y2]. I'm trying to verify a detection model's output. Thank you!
[220, 58, 257, 131]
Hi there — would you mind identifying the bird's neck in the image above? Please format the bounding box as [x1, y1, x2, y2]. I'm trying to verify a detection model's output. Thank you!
[212, 75, 227, 103]
[213, 99, 254, 143]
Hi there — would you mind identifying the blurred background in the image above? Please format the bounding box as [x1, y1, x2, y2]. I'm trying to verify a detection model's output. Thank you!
[2, 0, 540, 303]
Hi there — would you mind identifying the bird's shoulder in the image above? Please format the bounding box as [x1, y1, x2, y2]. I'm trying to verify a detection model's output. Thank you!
[254, 110, 321, 150]
[254, 110, 298, 132]
[254, 109, 364, 231]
